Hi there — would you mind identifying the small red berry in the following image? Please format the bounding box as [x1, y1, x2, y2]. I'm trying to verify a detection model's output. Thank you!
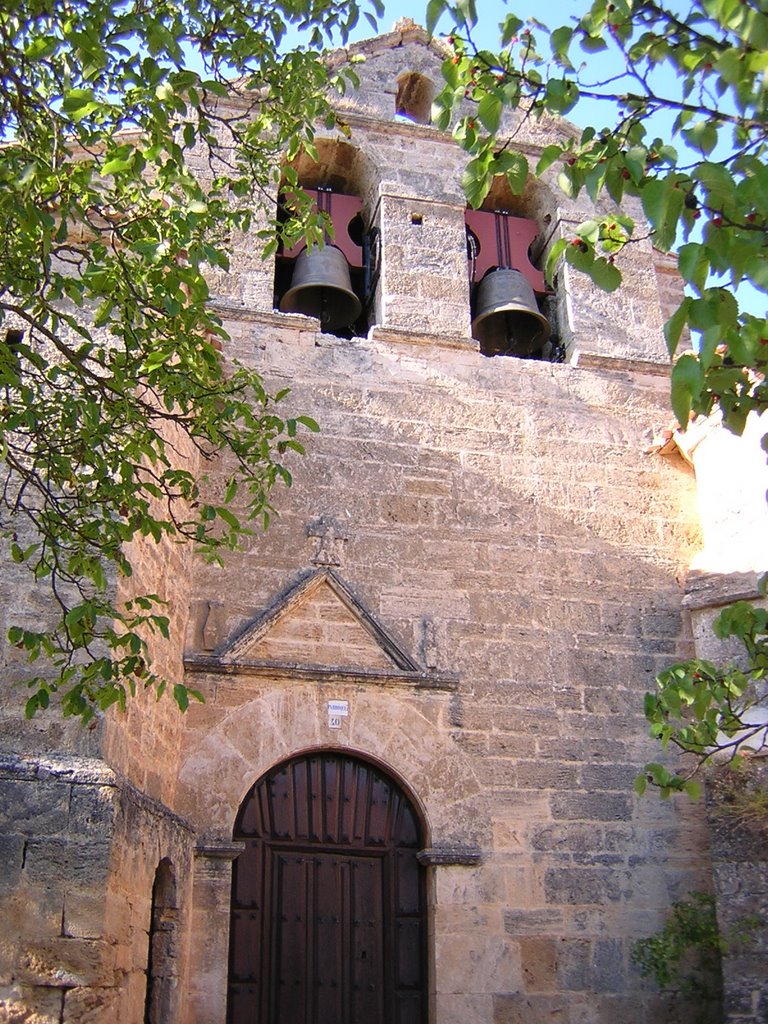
[567, 157, 576, 166]
[712, 217, 723, 227]
[621, 168, 631, 179]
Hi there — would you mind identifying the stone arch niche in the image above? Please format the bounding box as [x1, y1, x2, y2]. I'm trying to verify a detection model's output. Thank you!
[176, 686, 484, 844]
[465, 173, 563, 360]
[227, 749, 428, 1024]
[144, 858, 180, 1024]
[177, 685, 486, 1023]
[395, 70, 435, 124]
[275, 138, 381, 338]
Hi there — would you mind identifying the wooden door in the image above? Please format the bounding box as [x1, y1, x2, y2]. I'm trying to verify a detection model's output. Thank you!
[228, 752, 427, 1024]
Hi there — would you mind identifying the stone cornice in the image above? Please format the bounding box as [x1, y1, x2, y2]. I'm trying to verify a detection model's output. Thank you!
[183, 654, 460, 691]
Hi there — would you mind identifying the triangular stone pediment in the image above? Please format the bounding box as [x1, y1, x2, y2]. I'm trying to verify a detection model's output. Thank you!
[222, 569, 419, 673]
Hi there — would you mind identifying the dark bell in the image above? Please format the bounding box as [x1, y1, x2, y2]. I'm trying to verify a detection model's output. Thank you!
[472, 269, 551, 357]
[279, 244, 362, 330]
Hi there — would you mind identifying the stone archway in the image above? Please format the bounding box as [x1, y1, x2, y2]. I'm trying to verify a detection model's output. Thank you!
[144, 858, 179, 1024]
[227, 750, 427, 1024]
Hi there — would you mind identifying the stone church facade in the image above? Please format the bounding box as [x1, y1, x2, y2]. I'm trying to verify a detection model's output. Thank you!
[1, 23, 765, 1024]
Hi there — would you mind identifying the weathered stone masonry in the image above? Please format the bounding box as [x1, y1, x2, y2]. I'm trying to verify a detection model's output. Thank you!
[3, 22, 764, 1024]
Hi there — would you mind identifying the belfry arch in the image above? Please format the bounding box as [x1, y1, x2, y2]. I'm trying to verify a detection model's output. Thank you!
[227, 750, 428, 1024]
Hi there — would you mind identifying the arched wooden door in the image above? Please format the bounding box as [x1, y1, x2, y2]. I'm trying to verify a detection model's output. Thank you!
[227, 751, 427, 1024]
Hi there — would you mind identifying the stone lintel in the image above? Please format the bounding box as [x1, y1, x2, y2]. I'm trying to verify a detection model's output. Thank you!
[195, 841, 245, 861]
[569, 350, 671, 377]
[417, 846, 482, 866]
[183, 655, 459, 692]
[683, 570, 767, 610]
[368, 325, 477, 351]
[209, 302, 320, 329]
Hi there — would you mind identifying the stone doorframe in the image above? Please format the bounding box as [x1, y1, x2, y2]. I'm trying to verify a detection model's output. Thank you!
[175, 683, 487, 1024]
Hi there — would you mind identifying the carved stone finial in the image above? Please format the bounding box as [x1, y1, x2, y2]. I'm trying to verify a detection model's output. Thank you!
[306, 514, 349, 567]
[393, 17, 420, 32]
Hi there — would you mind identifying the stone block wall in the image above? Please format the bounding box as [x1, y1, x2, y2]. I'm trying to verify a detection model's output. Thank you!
[174, 306, 709, 1023]
[0, 752, 195, 1023]
[707, 761, 768, 1024]
[0, 754, 116, 1023]
[0, 24, 731, 1024]
[685, 568, 768, 1024]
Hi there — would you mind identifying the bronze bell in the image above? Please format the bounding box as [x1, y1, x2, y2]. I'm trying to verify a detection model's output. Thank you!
[471, 269, 551, 357]
[279, 244, 362, 330]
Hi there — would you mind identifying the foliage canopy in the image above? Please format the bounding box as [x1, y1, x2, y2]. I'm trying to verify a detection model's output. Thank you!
[3, 0, 767, 748]
[0, 0, 381, 720]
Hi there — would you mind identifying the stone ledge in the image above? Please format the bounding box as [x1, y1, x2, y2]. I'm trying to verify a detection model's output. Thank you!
[195, 841, 245, 861]
[184, 655, 460, 692]
[683, 570, 767, 610]
[0, 752, 115, 786]
[204, 307, 677, 376]
[570, 350, 672, 377]
[369, 325, 476, 351]
[209, 302, 320, 329]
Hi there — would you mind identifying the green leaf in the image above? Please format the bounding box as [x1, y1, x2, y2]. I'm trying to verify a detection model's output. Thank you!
[716, 47, 743, 85]
[664, 298, 693, 356]
[462, 156, 493, 209]
[61, 87, 96, 112]
[545, 238, 568, 286]
[545, 79, 578, 115]
[296, 415, 320, 432]
[641, 179, 668, 230]
[501, 14, 523, 45]
[477, 93, 503, 134]
[550, 25, 574, 66]
[677, 243, 710, 294]
[500, 151, 529, 195]
[536, 145, 563, 176]
[694, 162, 735, 207]
[671, 353, 705, 426]
[684, 121, 718, 156]
[589, 257, 621, 292]
[426, 0, 447, 36]
[173, 683, 190, 712]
